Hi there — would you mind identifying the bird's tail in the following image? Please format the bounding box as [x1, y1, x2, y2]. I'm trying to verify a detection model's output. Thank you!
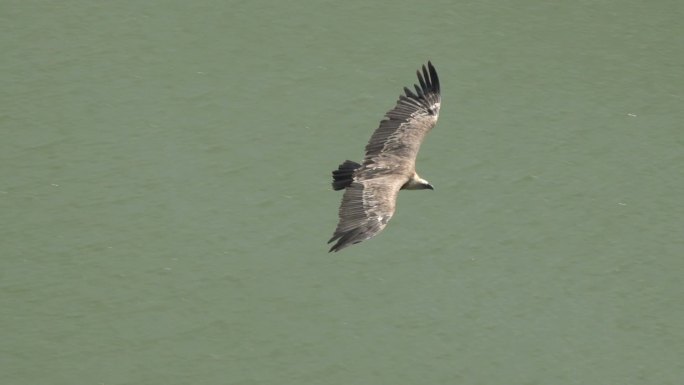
[332, 160, 361, 190]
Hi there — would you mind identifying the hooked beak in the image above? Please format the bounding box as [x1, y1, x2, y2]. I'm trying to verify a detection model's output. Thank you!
[426, 184, 434, 190]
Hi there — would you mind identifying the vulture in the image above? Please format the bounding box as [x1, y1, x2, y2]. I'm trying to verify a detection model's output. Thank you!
[328, 61, 442, 252]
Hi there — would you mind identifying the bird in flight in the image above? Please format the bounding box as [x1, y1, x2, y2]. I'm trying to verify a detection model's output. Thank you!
[328, 61, 442, 252]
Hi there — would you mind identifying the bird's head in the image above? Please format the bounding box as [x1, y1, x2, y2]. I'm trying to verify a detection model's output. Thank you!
[403, 174, 434, 190]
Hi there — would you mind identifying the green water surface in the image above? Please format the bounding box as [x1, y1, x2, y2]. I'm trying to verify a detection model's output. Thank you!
[2, 1, 683, 384]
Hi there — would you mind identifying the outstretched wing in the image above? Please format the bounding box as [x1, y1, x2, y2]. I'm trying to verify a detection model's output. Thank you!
[328, 177, 404, 252]
[363, 61, 441, 168]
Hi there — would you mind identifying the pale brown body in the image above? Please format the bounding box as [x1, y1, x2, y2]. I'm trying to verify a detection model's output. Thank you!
[328, 62, 442, 252]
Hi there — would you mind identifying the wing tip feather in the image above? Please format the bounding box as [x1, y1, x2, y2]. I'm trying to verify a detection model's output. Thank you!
[403, 86, 417, 99]
[407, 61, 440, 103]
[327, 229, 362, 252]
[426, 61, 440, 93]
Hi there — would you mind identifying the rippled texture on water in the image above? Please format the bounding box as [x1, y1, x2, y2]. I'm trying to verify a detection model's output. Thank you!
[2, 1, 683, 384]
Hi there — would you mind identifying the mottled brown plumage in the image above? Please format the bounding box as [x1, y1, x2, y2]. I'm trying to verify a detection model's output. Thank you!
[328, 62, 442, 252]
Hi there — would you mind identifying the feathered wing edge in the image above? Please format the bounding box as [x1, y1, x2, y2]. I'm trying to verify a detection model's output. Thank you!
[405, 61, 440, 104]
[363, 61, 441, 158]
[327, 180, 401, 252]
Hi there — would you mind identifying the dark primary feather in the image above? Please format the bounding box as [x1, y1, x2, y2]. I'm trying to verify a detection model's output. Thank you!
[362, 61, 441, 164]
